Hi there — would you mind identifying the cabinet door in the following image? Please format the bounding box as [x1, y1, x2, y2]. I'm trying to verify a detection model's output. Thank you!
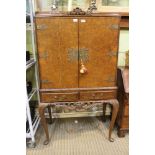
[36, 17, 78, 89]
[78, 17, 120, 88]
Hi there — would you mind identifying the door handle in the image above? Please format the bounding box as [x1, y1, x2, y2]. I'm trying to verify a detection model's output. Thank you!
[80, 59, 87, 74]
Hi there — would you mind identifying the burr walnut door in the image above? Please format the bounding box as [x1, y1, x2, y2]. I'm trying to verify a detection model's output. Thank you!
[36, 17, 79, 89]
[78, 17, 120, 88]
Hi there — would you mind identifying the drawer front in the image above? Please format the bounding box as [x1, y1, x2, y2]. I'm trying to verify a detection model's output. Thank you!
[79, 90, 117, 101]
[40, 92, 78, 102]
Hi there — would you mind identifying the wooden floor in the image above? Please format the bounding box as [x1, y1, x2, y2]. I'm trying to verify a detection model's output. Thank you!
[27, 117, 129, 155]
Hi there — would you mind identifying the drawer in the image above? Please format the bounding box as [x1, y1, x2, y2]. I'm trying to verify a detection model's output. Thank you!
[79, 90, 117, 101]
[40, 92, 78, 102]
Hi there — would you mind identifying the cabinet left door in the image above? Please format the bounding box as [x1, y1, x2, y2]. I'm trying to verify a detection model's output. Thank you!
[36, 17, 79, 89]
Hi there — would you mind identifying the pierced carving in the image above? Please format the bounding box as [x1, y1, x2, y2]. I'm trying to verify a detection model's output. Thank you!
[68, 2, 97, 16]
[38, 99, 119, 144]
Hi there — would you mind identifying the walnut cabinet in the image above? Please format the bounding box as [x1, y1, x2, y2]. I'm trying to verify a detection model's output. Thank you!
[35, 15, 120, 101]
[35, 13, 121, 144]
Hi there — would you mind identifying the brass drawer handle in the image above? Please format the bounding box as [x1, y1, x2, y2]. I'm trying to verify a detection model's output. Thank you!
[92, 94, 95, 98]
[59, 95, 67, 100]
[54, 95, 58, 99]
[53, 95, 68, 100]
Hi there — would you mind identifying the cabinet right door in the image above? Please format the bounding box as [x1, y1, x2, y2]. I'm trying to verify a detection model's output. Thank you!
[78, 17, 120, 88]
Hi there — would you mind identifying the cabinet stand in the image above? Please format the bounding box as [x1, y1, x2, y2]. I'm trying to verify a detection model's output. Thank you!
[39, 99, 119, 145]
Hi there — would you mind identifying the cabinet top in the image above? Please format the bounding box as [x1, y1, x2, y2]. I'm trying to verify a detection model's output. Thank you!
[35, 11, 125, 18]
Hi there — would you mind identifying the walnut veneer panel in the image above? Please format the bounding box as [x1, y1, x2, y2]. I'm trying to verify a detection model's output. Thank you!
[36, 17, 78, 89]
[78, 17, 120, 88]
[36, 18, 60, 88]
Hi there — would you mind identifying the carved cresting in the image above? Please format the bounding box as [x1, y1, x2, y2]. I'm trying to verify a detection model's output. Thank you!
[68, 0, 97, 16]
[68, 7, 86, 15]
[39, 99, 119, 144]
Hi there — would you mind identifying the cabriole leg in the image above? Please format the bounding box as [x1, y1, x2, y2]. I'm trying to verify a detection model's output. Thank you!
[47, 105, 53, 124]
[39, 104, 50, 145]
[102, 103, 107, 122]
[108, 99, 119, 142]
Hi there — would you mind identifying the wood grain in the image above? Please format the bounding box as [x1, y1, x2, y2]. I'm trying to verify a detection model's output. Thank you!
[79, 17, 120, 88]
[36, 17, 79, 89]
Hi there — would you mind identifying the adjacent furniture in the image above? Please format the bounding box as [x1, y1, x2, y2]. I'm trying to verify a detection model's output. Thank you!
[120, 12, 129, 29]
[26, 0, 40, 148]
[116, 67, 129, 137]
[35, 11, 121, 144]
